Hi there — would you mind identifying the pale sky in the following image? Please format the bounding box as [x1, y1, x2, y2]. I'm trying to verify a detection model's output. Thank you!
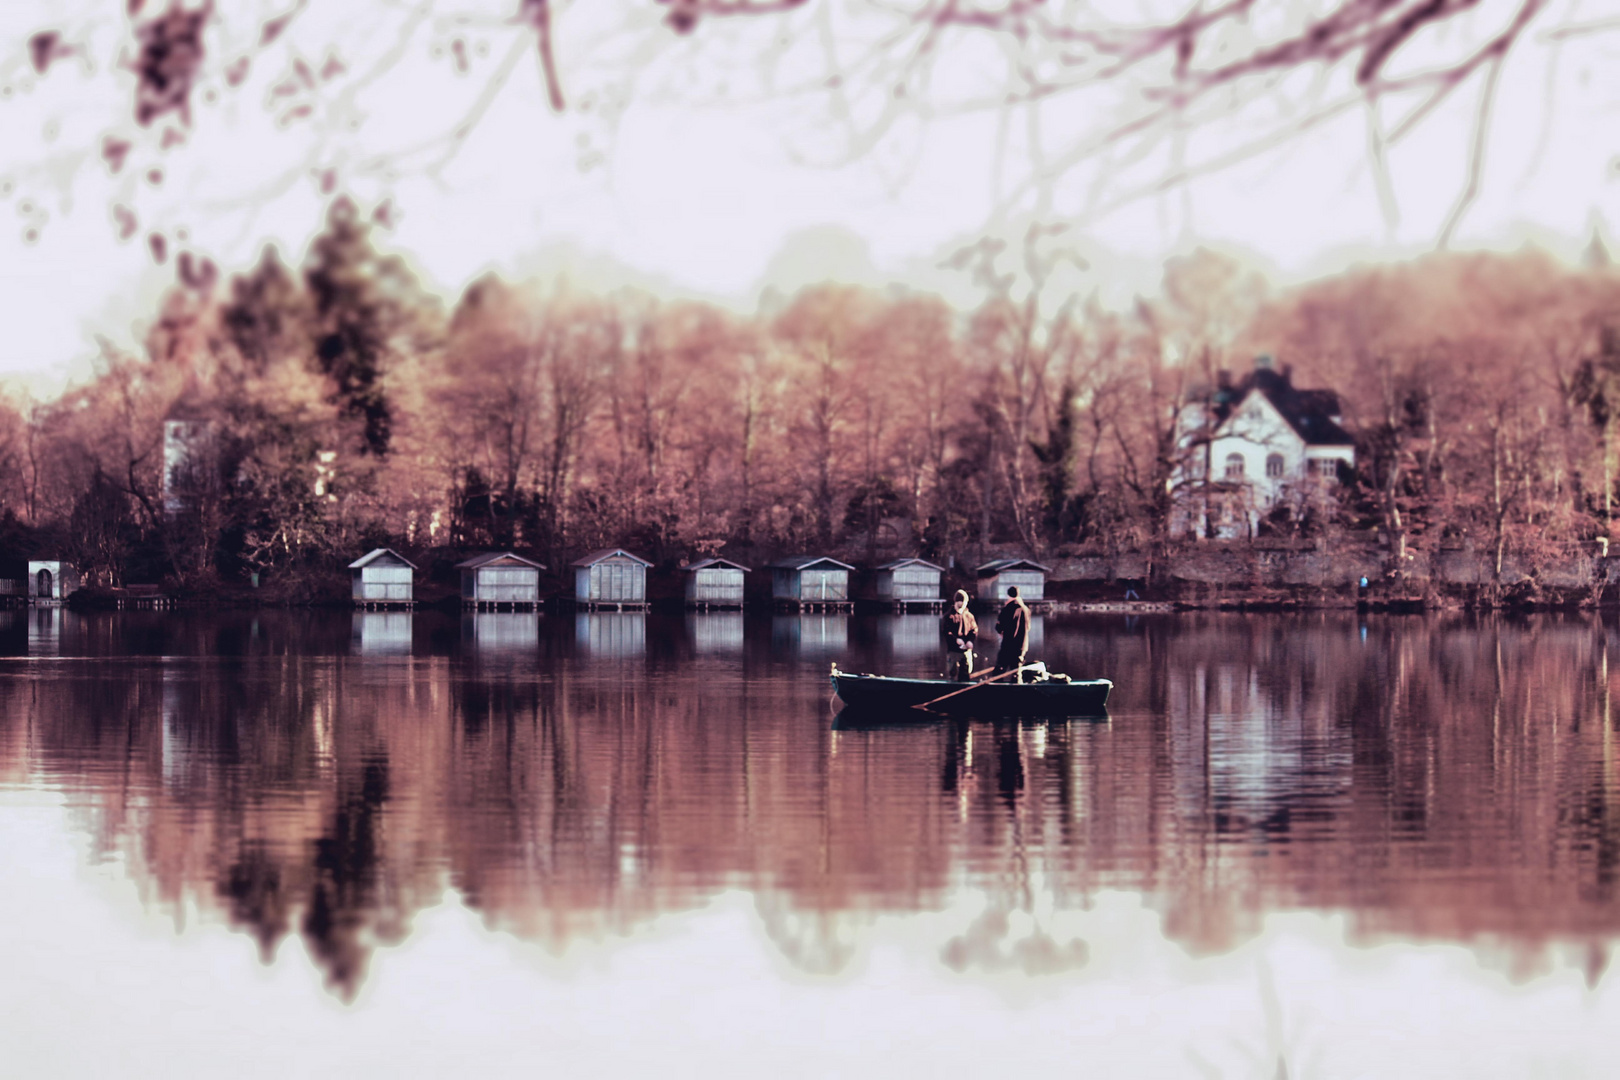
[2, 0, 1618, 394]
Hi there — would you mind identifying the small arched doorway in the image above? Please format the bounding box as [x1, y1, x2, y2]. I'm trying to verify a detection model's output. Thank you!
[36, 568, 52, 598]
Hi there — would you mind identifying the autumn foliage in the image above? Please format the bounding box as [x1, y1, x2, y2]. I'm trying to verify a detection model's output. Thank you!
[2, 200, 1618, 594]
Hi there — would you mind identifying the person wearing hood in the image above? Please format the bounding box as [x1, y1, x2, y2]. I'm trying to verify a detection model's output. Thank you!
[941, 589, 978, 681]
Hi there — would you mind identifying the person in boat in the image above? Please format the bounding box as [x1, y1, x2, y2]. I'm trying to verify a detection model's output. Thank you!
[993, 585, 1032, 682]
[941, 589, 978, 681]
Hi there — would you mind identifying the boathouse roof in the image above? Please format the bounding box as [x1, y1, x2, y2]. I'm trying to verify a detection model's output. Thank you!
[877, 557, 945, 572]
[767, 555, 856, 572]
[348, 547, 418, 571]
[571, 548, 654, 568]
[976, 557, 1052, 575]
[684, 557, 752, 573]
[455, 551, 547, 571]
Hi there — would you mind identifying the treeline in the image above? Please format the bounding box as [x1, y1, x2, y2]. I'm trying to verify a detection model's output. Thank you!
[2, 198, 1619, 590]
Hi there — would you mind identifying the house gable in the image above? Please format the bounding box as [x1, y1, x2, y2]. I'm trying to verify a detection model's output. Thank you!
[1212, 389, 1306, 454]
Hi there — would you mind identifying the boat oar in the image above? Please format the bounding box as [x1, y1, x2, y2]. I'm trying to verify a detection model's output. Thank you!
[912, 663, 1043, 713]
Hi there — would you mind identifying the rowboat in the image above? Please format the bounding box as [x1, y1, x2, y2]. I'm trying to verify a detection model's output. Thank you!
[830, 664, 1111, 719]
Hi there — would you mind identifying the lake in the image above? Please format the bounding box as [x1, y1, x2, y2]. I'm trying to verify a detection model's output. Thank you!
[2, 608, 1618, 1077]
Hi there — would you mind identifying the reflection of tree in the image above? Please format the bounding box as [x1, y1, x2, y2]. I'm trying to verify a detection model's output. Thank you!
[941, 906, 1089, 977]
[219, 842, 290, 963]
[11, 610, 1620, 994]
[304, 757, 396, 998]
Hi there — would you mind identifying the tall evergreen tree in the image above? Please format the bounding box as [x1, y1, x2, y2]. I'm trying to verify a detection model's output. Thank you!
[303, 198, 429, 457]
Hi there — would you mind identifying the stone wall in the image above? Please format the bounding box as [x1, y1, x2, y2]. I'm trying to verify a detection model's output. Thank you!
[1049, 542, 1618, 604]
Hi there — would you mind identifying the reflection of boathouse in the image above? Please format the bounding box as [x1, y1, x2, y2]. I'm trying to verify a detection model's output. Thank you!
[27, 559, 79, 605]
[464, 611, 540, 653]
[877, 613, 941, 658]
[27, 606, 62, 656]
[349, 548, 416, 608]
[351, 611, 413, 655]
[576, 611, 646, 658]
[687, 611, 744, 653]
[771, 612, 849, 656]
[683, 557, 749, 609]
[458, 552, 545, 610]
[770, 556, 854, 611]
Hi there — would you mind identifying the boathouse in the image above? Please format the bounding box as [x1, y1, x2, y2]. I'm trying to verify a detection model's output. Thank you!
[683, 557, 750, 609]
[976, 558, 1050, 603]
[458, 552, 546, 609]
[348, 548, 417, 607]
[872, 557, 945, 611]
[769, 555, 855, 610]
[572, 548, 652, 609]
[27, 560, 79, 605]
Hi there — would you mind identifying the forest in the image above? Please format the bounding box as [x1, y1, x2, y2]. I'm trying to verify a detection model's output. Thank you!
[3, 197, 1620, 597]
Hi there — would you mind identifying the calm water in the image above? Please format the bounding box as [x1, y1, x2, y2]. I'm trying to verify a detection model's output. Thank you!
[4, 608, 1620, 1076]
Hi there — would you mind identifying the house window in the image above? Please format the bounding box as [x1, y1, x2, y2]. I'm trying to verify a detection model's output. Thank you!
[1311, 458, 1338, 481]
[1265, 454, 1285, 479]
[1224, 453, 1245, 481]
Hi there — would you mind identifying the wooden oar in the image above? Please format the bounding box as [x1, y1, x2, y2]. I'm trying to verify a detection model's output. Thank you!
[912, 662, 1044, 712]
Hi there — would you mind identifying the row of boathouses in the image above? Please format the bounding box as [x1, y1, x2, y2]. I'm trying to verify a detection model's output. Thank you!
[350, 550, 1051, 611]
[4, 551, 1050, 611]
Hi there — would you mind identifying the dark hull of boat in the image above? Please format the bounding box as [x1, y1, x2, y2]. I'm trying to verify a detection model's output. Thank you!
[831, 672, 1111, 718]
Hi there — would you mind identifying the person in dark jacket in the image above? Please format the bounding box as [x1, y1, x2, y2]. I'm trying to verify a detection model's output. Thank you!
[941, 589, 978, 681]
[993, 585, 1032, 682]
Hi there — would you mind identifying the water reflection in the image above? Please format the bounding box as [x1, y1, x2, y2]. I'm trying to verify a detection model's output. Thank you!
[28, 606, 61, 656]
[351, 611, 413, 656]
[575, 611, 645, 658]
[876, 613, 940, 663]
[3, 611, 1620, 999]
[687, 611, 744, 654]
[771, 612, 849, 657]
[464, 611, 539, 655]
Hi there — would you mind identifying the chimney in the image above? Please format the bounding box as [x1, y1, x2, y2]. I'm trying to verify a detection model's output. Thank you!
[1253, 353, 1275, 371]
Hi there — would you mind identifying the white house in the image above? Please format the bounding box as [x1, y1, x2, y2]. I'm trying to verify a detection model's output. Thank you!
[1170, 358, 1356, 539]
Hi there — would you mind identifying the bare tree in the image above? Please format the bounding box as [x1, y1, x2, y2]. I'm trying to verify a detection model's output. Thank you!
[6, 0, 1602, 264]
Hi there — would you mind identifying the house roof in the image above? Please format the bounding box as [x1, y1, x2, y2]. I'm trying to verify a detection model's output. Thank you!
[685, 557, 752, 573]
[1214, 367, 1354, 447]
[976, 558, 1052, 575]
[768, 555, 856, 572]
[878, 557, 945, 572]
[571, 548, 653, 568]
[455, 551, 547, 571]
[348, 547, 418, 571]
